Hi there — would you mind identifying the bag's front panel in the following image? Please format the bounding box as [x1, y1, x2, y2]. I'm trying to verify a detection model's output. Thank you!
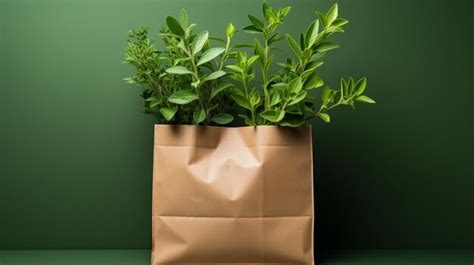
[152, 125, 313, 265]
[153, 216, 264, 263]
[153, 146, 265, 217]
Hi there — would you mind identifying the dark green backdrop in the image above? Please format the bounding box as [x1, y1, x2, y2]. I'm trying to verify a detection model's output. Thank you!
[1, 0, 473, 250]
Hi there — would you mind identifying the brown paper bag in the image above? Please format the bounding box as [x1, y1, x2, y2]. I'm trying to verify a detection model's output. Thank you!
[152, 125, 314, 265]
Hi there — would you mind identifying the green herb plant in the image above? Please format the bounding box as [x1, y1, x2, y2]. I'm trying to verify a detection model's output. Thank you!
[124, 2, 375, 126]
[227, 2, 375, 126]
[124, 10, 236, 125]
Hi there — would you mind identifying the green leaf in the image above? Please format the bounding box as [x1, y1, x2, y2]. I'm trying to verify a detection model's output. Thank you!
[321, 86, 331, 103]
[286, 34, 303, 59]
[332, 18, 349, 28]
[289, 77, 303, 93]
[326, 3, 338, 26]
[268, 33, 281, 45]
[248, 15, 264, 30]
[306, 61, 324, 69]
[300, 33, 306, 51]
[160, 107, 177, 121]
[318, 112, 331, 123]
[326, 26, 344, 33]
[247, 55, 260, 66]
[341, 78, 349, 93]
[279, 6, 291, 18]
[168, 90, 198, 104]
[249, 88, 261, 107]
[306, 20, 319, 48]
[192, 31, 209, 54]
[149, 98, 162, 108]
[202, 70, 226, 83]
[280, 116, 305, 127]
[193, 107, 206, 124]
[231, 94, 253, 111]
[262, 1, 274, 22]
[211, 113, 234, 124]
[354, 77, 367, 96]
[177, 40, 189, 54]
[225, 65, 243, 72]
[312, 78, 324, 89]
[186, 23, 197, 36]
[260, 109, 285, 123]
[301, 67, 317, 81]
[349, 77, 355, 90]
[210, 82, 232, 100]
[166, 16, 185, 36]
[179, 9, 188, 28]
[304, 72, 324, 90]
[254, 39, 264, 63]
[242, 25, 263, 33]
[342, 78, 349, 96]
[166, 66, 193, 75]
[315, 42, 339, 52]
[197, 47, 225, 66]
[355, 95, 376, 104]
[288, 91, 307, 106]
[316, 11, 327, 28]
[269, 90, 282, 106]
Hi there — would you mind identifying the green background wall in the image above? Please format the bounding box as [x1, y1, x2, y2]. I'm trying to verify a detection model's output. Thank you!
[1, 0, 473, 249]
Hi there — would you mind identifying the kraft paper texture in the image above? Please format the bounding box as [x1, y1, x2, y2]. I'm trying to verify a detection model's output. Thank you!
[152, 125, 314, 265]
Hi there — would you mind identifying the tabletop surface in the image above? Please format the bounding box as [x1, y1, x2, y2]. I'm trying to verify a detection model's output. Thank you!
[0, 250, 473, 265]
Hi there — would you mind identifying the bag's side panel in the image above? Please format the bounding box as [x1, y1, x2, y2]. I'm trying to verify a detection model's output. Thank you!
[258, 126, 313, 265]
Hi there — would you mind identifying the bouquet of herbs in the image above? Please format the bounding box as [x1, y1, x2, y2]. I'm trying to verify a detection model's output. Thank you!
[124, 1, 375, 126]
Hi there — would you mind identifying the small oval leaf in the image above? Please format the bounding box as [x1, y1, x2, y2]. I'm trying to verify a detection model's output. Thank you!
[259, 109, 285, 123]
[231, 94, 253, 111]
[355, 95, 376, 104]
[211, 113, 234, 124]
[160, 107, 177, 121]
[166, 16, 185, 36]
[168, 90, 198, 104]
[197, 47, 225, 66]
[192, 31, 209, 55]
[286, 34, 303, 59]
[318, 112, 331, 123]
[354, 77, 367, 96]
[316, 42, 339, 52]
[166, 66, 193, 75]
[248, 15, 264, 30]
[193, 107, 206, 124]
[202, 71, 226, 83]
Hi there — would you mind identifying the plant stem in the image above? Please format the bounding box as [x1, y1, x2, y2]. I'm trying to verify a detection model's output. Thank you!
[184, 38, 208, 124]
[218, 37, 230, 71]
[262, 41, 270, 109]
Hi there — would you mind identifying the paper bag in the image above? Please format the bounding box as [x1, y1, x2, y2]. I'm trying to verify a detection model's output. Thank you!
[152, 125, 314, 265]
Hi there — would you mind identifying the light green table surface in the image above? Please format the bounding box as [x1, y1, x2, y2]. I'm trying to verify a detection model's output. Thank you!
[0, 250, 472, 265]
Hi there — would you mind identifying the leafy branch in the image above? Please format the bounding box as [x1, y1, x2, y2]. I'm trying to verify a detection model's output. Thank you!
[124, 9, 235, 125]
[227, 2, 375, 126]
